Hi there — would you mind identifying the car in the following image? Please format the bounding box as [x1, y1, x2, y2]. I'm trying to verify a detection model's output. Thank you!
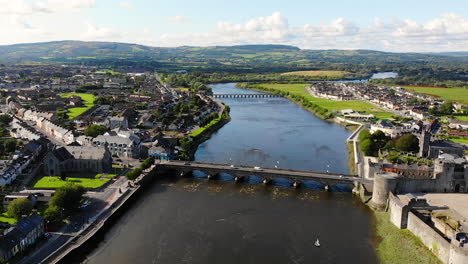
[230, 164, 238, 169]
[81, 201, 90, 208]
[339, 175, 344, 179]
[254, 166, 262, 171]
[184, 162, 191, 165]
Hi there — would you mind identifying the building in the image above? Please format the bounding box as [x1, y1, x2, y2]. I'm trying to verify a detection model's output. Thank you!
[43, 146, 112, 177]
[0, 215, 45, 262]
[387, 194, 468, 264]
[92, 129, 141, 158]
[109, 116, 128, 129]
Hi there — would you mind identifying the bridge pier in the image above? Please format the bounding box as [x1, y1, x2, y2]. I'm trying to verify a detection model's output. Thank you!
[234, 176, 245, 182]
[207, 173, 220, 180]
[324, 185, 330, 191]
[262, 179, 271, 185]
[293, 181, 300, 188]
[180, 170, 193, 178]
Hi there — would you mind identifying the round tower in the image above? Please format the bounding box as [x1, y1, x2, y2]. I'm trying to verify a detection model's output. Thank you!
[370, 173, 399, 209]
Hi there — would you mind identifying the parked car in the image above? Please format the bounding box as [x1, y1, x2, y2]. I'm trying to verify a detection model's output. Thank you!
[254, 166, 262, 171]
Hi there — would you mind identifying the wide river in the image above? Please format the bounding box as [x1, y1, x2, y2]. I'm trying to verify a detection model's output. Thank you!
[79, 83, 378, 264]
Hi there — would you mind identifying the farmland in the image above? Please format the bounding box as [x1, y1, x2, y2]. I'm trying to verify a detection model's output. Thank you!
[402, 86, 468, 105]
[281, 70, 350, 79]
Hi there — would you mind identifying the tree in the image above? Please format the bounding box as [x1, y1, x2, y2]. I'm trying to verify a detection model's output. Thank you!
[359, 129, 372, 141]
[7, 198, 33, 220]
[140, 157, 155, 170]
[439, 101, 454, 115]
[84, 124, 108, 137]
[0, 114, 12, 125]
[395, 134, 419, 152]
[126, 168, 143, 180]
[50, 183, 85, 214]
[359, 138, 375, 156]
[3, 139, 17, 153]
[44, 205, 63, 224]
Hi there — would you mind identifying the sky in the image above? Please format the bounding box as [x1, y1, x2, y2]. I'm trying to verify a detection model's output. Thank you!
[0, 0, 467, 52]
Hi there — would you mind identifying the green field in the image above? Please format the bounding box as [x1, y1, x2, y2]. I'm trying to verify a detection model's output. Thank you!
[33, 176, 109, 189]
[374, 211, 441, 264]
[60, 93, 96, 119]
[402, 86, 468, 104]
[255, 83, 394, 119]
[453, 115, 468, 121]
[281, 70, 350, 79]
[0, 213, 16, 224]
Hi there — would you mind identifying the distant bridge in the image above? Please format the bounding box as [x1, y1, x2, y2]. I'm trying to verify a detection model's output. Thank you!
[155, 161, 370, 189]
[213, 93, 282, 99]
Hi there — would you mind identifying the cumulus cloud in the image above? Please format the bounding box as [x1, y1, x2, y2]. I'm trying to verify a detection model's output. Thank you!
[119, 2, 133, 8]
[155, 12, 468, 52]
[0, 8, 468, 52]
[81, 23, 122, 40]
[168, 15, 190, 23]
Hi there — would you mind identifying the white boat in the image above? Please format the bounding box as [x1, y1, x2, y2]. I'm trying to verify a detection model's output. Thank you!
[315, 238, 320, 247]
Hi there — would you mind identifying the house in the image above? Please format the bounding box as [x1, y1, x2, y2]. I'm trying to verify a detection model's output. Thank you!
[43, 146, 112, 177]
[92, 129, 141, 158]
[109, 116, 128, 129]
[0, 214, 45, 262]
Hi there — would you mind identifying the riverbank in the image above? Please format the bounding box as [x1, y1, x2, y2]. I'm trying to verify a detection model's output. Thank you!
[238, 82, 442, 264]
[179, 107, 231, 160]
[238, 83, 394, 120]
[373, 210, 442, 264]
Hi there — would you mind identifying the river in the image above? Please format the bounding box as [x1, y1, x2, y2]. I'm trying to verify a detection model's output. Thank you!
[79, 83, 378, 264]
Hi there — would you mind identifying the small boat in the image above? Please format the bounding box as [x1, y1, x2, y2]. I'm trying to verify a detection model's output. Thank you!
[315, 238, 320, 247]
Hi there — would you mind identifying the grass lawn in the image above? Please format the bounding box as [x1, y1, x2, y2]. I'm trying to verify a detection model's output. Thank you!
[281, 70, 350, 79]
[374, 211, 441, 264]
[33, 176, 109, 189]
[453, 115, 468, 122]
[402, 86, 468, 105]
[60, 93, 96, 120]
[449, 137, 468, 144]
[256, 83, 394, 119]
[0, 213, 16, 224]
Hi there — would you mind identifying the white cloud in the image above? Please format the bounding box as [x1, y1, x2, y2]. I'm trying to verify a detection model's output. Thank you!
[0, 8, 468, 52]
[155, 12, 468, 52]
[168, 15, 190, 23]
[119, 2, 133, 8]
[81, 23, 122, 40]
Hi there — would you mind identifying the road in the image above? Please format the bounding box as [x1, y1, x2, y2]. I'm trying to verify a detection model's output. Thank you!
[159, 160, 372, 184]
[18, 174, 131, 264]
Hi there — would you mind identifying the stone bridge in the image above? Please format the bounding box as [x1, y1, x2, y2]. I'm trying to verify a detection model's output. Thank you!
[154, 161, 370, 189]
[213, 93, 282, 99]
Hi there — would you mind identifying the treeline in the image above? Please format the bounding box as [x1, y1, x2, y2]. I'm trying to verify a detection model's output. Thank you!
[237, 83, 332, 119]
[126, 157, 155, 180]
[162, 73, 212, 93]
[359, 129, 419, 157]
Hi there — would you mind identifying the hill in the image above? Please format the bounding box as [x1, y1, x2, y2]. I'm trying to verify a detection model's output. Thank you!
[0, 41, 467, 74]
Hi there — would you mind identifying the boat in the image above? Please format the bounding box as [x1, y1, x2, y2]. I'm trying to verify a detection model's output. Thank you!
[315, 238, 320, 247]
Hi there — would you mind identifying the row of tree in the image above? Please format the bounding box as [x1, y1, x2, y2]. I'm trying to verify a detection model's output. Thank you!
[359, 129, 419, 157]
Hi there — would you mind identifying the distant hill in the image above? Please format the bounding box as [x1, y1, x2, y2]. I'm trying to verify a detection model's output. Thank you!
[0, 41, 467, 72]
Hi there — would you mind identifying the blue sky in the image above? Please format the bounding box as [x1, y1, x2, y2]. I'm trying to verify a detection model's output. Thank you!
[1, 0, 467, 51]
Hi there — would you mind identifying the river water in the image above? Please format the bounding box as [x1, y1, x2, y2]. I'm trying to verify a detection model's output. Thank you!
[81, 83, 378, 264]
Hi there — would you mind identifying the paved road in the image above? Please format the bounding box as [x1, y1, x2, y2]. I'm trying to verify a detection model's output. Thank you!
[159, 161, 372, 183]
[19, 175, 131, 264]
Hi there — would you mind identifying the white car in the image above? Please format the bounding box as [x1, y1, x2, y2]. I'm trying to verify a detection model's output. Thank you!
[254, 166, 262, 171]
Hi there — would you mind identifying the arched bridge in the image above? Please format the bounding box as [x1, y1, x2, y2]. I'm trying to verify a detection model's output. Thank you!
[213, 93, 282, 99]
[154, 161, 370, 188]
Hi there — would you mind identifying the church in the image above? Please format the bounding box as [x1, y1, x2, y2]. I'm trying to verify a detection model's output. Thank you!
[43, 146, 112, 177]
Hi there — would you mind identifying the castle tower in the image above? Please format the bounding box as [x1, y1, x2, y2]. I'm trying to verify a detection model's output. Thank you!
[419, 129, 431, 158]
